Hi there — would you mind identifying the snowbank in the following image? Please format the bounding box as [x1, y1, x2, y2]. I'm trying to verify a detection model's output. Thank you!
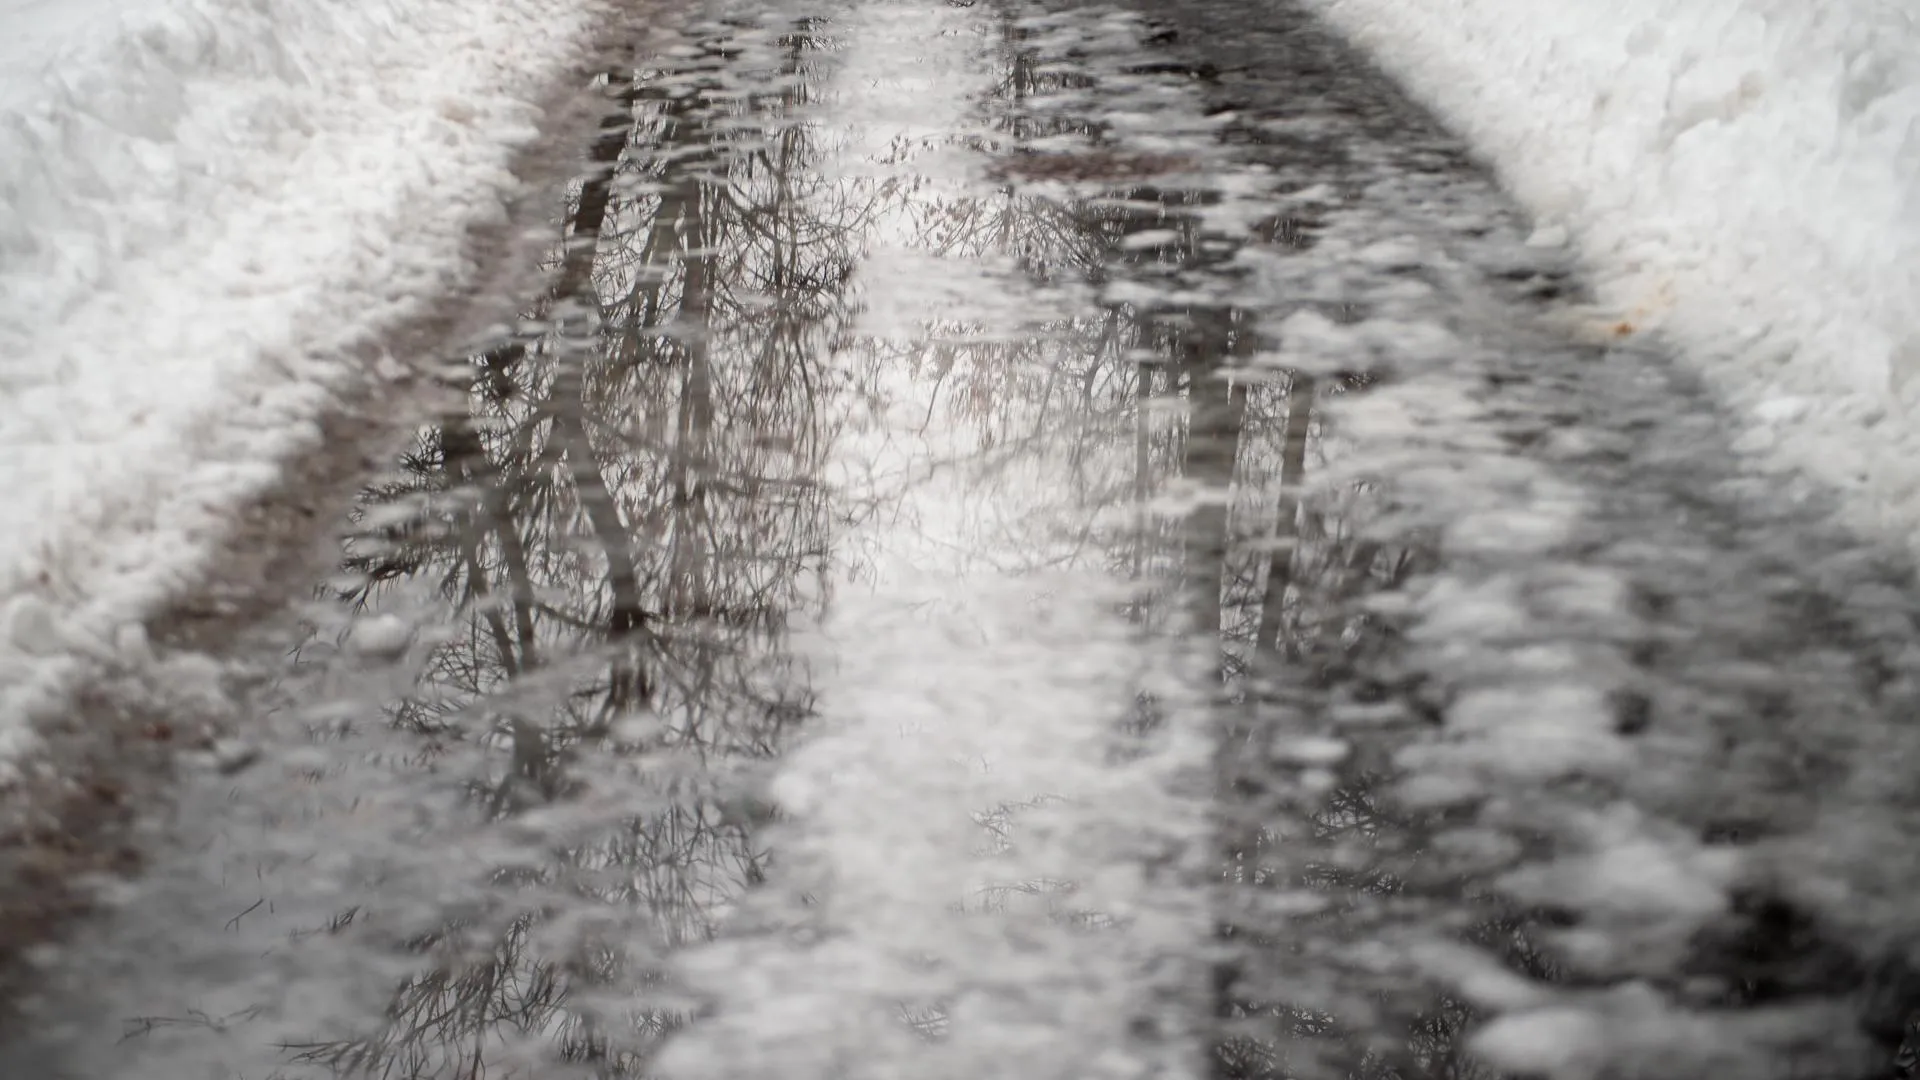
[1304, 0, 1920, 536]
[0, 0, 604, 762]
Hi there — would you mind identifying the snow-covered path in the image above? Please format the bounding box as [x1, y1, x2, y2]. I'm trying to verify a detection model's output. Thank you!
[6, 1, 1920, 1079]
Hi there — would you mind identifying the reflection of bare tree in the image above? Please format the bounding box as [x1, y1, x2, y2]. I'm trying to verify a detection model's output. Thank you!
[288, 8, 1545, 1077]
[1164, 294, 1482, 1080]
[1075, 122, 1543, 1080]
[296, 20, 875, 1077]
[947, 22, 1507, 1080]
[884, 15, 1488, 1068]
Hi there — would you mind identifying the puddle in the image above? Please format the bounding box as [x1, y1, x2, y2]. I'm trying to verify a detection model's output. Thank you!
[2, 5, 1224, 1078]
[7, 2, 1920, 1079]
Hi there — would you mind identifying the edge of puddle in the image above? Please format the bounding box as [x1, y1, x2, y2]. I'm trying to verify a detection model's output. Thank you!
[0, 0, 687, 1028]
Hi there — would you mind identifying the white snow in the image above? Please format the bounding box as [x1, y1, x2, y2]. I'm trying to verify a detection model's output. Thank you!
[1469, 1005, 1608, 1079]
[1304, 0, 1920, 542]
[0, 0, 604, 763]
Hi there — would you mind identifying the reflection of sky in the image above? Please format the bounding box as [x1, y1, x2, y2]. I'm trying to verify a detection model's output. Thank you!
[833, 86, 1127, 589]
[658, 5, 1214, 1080]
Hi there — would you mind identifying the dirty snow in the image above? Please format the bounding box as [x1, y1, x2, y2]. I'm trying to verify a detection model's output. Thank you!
[0, 0, 603, 763]
[1306, 0, 1920, 545]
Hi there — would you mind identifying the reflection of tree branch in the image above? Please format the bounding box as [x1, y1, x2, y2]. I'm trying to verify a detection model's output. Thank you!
[1254, 372, 1315, 661]
[549, 371, 653, 706]
[443, 417, 541, 674]
[462, 519, 521, 681]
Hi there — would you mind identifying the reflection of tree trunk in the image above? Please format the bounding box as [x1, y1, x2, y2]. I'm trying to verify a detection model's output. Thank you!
[495, 496, 541, 670]
[563, 73, 639, 299]
[1133, 358, 1155, 585]
[1254, 372, 1315, 661]
[668, 196, 716, 620]
[560, 71, 655, 704]
[1002, 14, 1034, 137]
[621, 87, 706, 338]
[443, 416, 554, 806]
[1179, 329, 1245, 668]
[1178, 314, 1270, 1080]
[477, 72, 637, 390]
[548, 378, 652, 701]
[628, 186, 688, 333]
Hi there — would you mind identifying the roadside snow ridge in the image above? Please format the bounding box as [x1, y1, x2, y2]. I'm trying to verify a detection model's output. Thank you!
[0, 0, 600, 764]
[1307, 0, 1920, 541]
